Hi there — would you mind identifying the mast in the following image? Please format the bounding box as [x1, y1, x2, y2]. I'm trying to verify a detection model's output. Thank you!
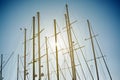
[71, 28, 94, 80]
[54, 19, 59, 80]
[37, 12, 41, 80]
[65, 4, 76, 80]
[0, 54, 3, 80]
[87, 19, 99, 80]
[91, 24, 112, 80]
[33, 16, 36, 80]
[97, 42, 112, 80]
[24, 28, 27, 80]
[17, 54, 19, 80]
[45, 37, 50, 80]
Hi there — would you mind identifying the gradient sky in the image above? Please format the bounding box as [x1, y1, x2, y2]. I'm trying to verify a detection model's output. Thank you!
[0, 0, 120, 80]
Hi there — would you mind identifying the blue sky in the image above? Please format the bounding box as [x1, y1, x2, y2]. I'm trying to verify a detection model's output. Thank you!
[0, 0, 120, 80]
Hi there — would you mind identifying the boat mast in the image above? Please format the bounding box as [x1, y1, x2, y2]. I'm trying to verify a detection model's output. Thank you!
[17, 54, 19, 80]
[97, 42, 112, 80]
[54, 19, 59, 80]
[71, 28, 94, 80]
[0, 54, 3, 80]
[24, 28, 27, 80]
[45, 37, 50, 80]
[33, 16, 36, 80]
[65, 4, 76, 80]
[87, 19, 99, 80]
[91, 24, 112, 80]
[37, 12, 41, 80]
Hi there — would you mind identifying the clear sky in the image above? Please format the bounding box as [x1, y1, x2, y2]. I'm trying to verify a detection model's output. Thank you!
[0, 0, 120, 80]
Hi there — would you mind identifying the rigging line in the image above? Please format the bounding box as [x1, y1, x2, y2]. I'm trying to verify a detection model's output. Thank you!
[27, 42, 45, 66]
[2, 51, 14, 69]
[27, 20, 33, 42]
[71, 27, 94, 80]
[89, 38, 106, 80]
[64, 12, 76, 80]
[90, 25, 112, 80]
[2, 53, 15, 80]
[97, 53, 107, 80]
[48, 40, 66, 80]
[48, 63, 81, 74]
[26, 74, 29, 80]
[76, 69, 81, 80]
[59, 49, 72, 77]
[63, 57, 66, 79]
[28, 25, 32, 39]
[26, 35, 31, 57]
[56, 23, 73, 78]
[49, 64, 81, 80]
[20, 56, 24, 69]
[61, 56, 68, 79]
[34, 42, 45, 61]
[58, 40, 72, 78]
[74, 46, 87, 80]
[87, 44, 107, 80]
[25, 25, 32, 56]
[56, 22, 72, 77]
[50, 61, 57, 78]
[26, 42, 31, 80]
[48, 64, 83, 80]
[56, 22, 68, 48]
[74, 65, 81, 80]
[55, 22, 83, 79]
[2, 30, 23, 69]
[41, 62, 54, 78]
[19, 71, 23, 80]
[56, 22, 75, 50]
[20, 55, 29, 80]
[9, 53, 17, 79]
[87, 55, 106, 62]
[48, 39, 66, 80]
[87, 20, 99, 80]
